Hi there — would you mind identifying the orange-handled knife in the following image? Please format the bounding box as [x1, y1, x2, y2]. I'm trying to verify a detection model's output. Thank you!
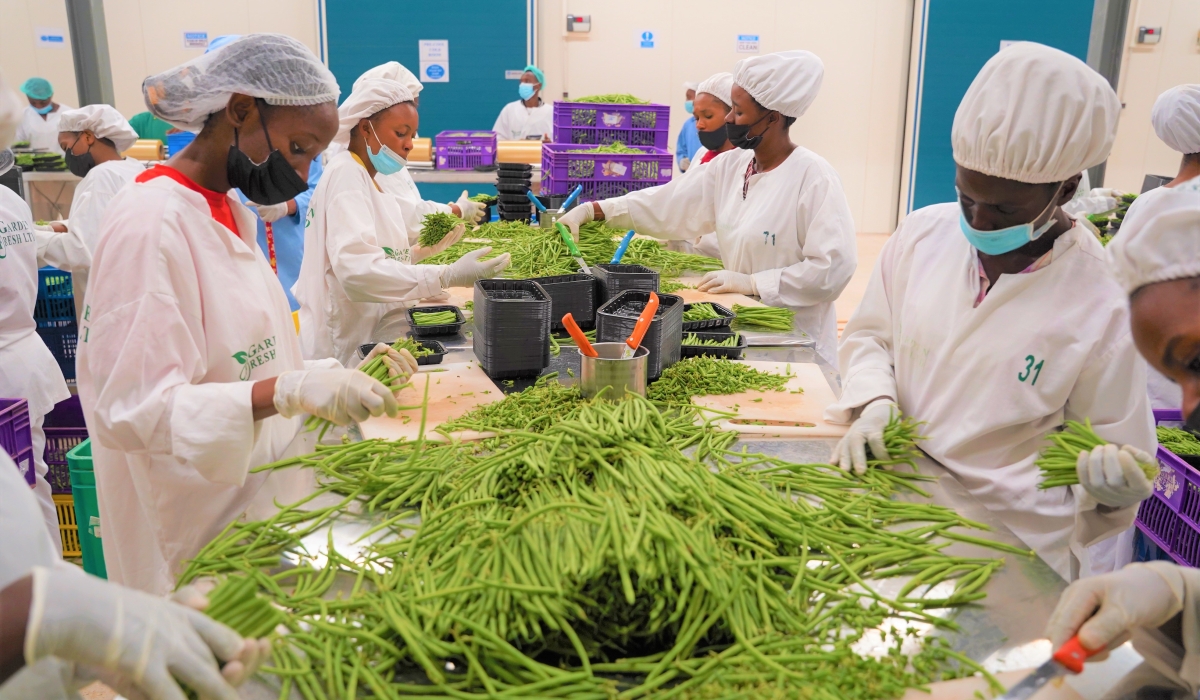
[562, 313, 598, 358]
[623, 292, 659, 359]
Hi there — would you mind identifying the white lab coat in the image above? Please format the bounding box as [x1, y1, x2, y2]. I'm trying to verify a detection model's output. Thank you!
[599, 146, 857, 367]
[295, 151, 445, 367]
[0, 187, 71, 556]
[492, 100, 553, 141]
[15, 105, 69, 154]
[826, 203, 1156, 581]
[77, 174, 320, 594]
[377, 167, 453, 236]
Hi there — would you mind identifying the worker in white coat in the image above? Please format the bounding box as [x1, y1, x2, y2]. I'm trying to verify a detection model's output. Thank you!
[14, 78, 70, 155]
[349, 62, 485, 229]
[78, 35, 417, 594]
[557, 51, 857, 368]
[33, 105, 145, 310]
[670, 72, 736, 259]
[826, 42, 1155, 582]
[492, 65, 553, 141]
[296, 79, 510, 368]
[0, 148, 70, 556]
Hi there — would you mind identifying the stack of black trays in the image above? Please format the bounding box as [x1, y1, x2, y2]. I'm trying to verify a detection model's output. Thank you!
[496, 163, 534, 221]
[530, 274, 597, 330]
[596, 291, 684, 380]
[473, 279, 552, 379]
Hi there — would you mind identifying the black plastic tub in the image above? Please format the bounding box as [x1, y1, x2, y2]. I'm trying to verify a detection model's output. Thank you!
[595, 291, 684, 380]
[679, 331, 746, 360]
[531, 274, 597, 330]
[358, 339, 448, 366]
[592, 264, 659, 306]
[406, 305, 466, 338]
[474, 279, 552, 379]
[681, 302, 736, 332]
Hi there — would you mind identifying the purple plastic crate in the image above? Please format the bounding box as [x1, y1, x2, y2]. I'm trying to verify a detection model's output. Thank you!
[434, 130, 497, 170]
[552, 102, 670, 150]
[1136, 409, 1200, 566]
[43, 396, 86, 494]
[541, 143, 672, 200]
[0, 398, 34, 486]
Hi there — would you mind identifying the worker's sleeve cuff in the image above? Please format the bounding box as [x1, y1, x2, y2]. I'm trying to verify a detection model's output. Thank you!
[824, 367, 898, 424]
[170, 381, 256, 487]
[752, 270, 783, 306]
[598, 198, 629, 226]
[304, 358, 343, 370]
[419, 267, 447, 300]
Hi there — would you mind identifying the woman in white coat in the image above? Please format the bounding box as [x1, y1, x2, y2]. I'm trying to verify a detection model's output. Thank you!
[295, 79, 510, 367]
[78, 35, 414, 594]
[827, 42, 1155, 581]
[557, 51, 857, 368]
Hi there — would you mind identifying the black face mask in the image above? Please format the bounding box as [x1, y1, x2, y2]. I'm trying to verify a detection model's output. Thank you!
[64, 135, 96, 178]
[726, 112, 771, 150]
[697, 124, 728, 151]
[226, 107, 306, 205]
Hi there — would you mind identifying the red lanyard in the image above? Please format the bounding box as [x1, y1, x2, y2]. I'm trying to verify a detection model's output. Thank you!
[264, 221, 278, 275]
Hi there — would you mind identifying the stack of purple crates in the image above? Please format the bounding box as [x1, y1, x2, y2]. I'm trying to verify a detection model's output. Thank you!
[543, 101, 673, 201]
[434, 131, 497, 171]
[1136, 409, 1200, 565]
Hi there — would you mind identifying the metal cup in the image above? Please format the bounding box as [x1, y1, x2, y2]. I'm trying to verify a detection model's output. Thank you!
[578, 342, 649, 399]
[538, 210, 563, 229]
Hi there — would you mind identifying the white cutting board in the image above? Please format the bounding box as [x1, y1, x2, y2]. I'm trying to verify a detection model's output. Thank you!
[910, 670, 1083, 699]
[358, 363, 501, 442]
[691, 361, 847, 439]
[672, 288, 763, 309]
[442, 287, 475, 309]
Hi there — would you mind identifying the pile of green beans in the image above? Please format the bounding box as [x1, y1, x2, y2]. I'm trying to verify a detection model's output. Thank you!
[468, 193, 497, 203]
[1037, 419, 1158, 489]
[1158, 426, 1200, 456]
[647, 356, 789, 405]
[682, 333, 738, 347]
[683, 303, 723, 322]
[203, 575, 285, 639]
[731, 304, 795, 332]
[439, 374, 585, 434]
[566, 141, 645, 154]
[659, 279, 691, 294]
[418, 212, 466, 248]
[572, 94, 649, 104]
[411, 310, 458, 326]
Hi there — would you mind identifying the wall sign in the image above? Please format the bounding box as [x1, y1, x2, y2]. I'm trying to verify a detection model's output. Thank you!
[736, 34, 761, 53]
[419, 39, 450, 83]
[638, 31, 656, 49]
[35, 28, 66, 48]
[183, 31, 209, 49]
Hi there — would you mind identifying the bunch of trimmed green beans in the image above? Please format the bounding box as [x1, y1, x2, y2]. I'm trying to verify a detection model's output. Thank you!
[1158, 426, 1200, 456]
[647, 356, 788, 405]
[202, 575, 285, 639]
[418, 212, 466, 248]
[683, 303, 723, 322]
[572, 94, 649, 104]
[1037, 419, 1159, 489]
[304, 338, 416, 439]
[411, 310, 458, 326]
[682, 333, 738, 347]
[731, 304, 795, 331]
[183, 392, 1016, 699]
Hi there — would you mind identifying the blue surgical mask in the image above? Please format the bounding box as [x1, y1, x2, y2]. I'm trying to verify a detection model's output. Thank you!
[518, 83, 537, 101]
[957, 183, 1064, 256]
[35, 104, 53, 115]
[684, 100, 694, 114]
[366, 122, 406, 175]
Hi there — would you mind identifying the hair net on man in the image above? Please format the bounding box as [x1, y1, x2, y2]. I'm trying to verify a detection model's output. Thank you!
[334, 79, 414, 146]
[353, 62, 423, 97]
[204, 34, 243, 55]
[952, 42, 1119, 184]
[697, 72, 734, 108]
[58, 105, 139, 153]
[1152, 85, 1200, 155]
[733, 51, 824, 118]
[1108, 183, 1200, 294]
[523, 65, 545, 86]
[142, 33, 340, 133]
[20, 78, 52, 101]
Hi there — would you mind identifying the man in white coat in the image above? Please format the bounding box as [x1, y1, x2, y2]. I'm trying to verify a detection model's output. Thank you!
[14, 78, 69, 155]
[826, 42, 1155, 581]
[557, 51, 857, 368]
[78, 35, 415, 594]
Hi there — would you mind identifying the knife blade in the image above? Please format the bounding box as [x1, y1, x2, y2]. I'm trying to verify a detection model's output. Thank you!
[999, 636, 1099, 700]
[554, 222, 590, 274]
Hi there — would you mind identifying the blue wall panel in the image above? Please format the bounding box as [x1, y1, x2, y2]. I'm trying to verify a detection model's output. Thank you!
[910, 0, 1093, 212]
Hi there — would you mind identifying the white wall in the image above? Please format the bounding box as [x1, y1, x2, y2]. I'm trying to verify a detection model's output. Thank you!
[0, 0, 79, 108]
[1105, 0, 1200, 192]
[538, 0, 915, 233]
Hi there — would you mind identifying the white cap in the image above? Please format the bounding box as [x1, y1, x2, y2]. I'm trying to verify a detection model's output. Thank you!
[354, 62, 423, 97]
[683, 81, 699, 92]
[1109, 182, 1200, 294]
[733, 50, 824, 118]
[1152, 85, 1200, 155]
[952, 42, 1119, 184]
[697, 72, 734, 109]
[143, 34, 339, 132]
[58, 104, 139, 153]
[335, 78, 414, 146]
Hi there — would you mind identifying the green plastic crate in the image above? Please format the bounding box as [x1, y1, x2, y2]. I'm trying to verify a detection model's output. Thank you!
[66, 440, 105, 579]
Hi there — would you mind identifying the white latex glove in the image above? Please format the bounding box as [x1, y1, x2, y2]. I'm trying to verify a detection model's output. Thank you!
[1062, 193, 1119, 218]
[453, 190, 486, 224]
[680, 157, 692, 172]
[169, 580, 272, 687]
[1045, 561, 1185, 655]
[358, 343, 418, 385]
[246, 200, 292, 223]
[25, 564, 245, 700]
[273, 368, 399, 424]
[1076, 443, 1154, 509]
[556, 201, 594, 241]
[411, 223, 465, 262]
[830, 399, 897, 475]
[440, 246, 511, 288]
[697, 270, 757, 296]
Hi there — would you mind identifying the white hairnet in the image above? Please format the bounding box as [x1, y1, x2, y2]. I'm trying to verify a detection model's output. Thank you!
[683, 81, 699, 92]
[0, 149, 12, 178]
[335, 78, 414, 146]
[733, 50, 824, 119]
[1108, 183, 1200, 294]
[952, 42, 1119, 184]
[142, 33, 340, 132]
[697, 72, 734, 108]
[353, 62, 423, 97]
[1152, 85, 1200, 155]
[58, 104, 139, 153]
